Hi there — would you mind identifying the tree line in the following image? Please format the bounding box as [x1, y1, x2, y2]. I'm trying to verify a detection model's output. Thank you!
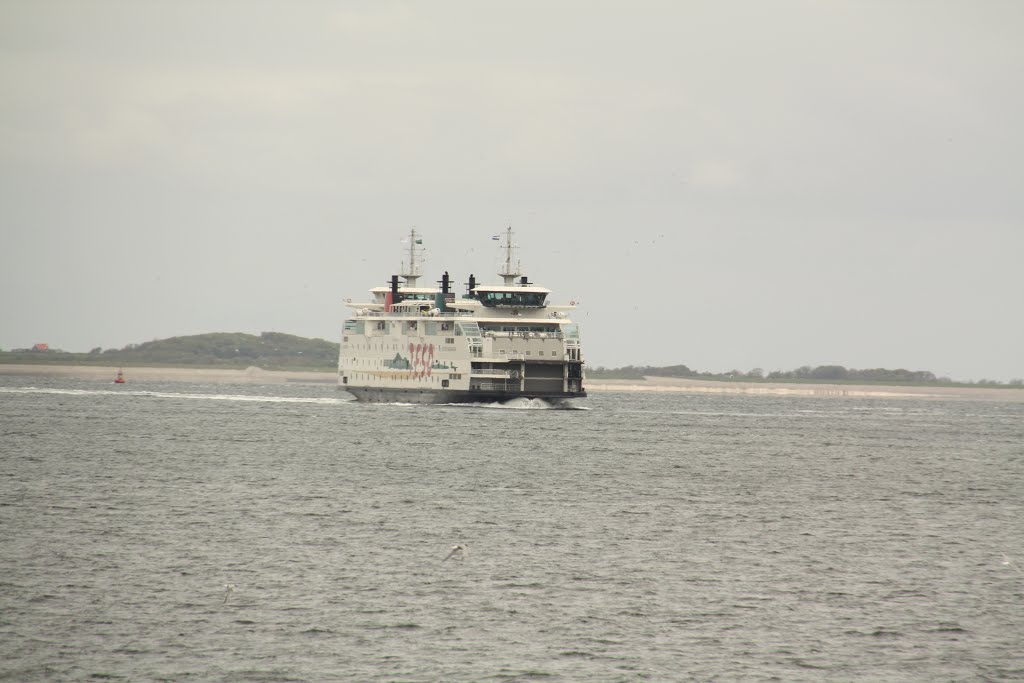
[2, 332, 340, 371]
[587, 363, 1023, 386]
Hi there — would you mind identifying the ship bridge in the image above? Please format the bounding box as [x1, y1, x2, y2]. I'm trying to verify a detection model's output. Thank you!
[368, 286, 439, 303]
[473, 285, 551, 308]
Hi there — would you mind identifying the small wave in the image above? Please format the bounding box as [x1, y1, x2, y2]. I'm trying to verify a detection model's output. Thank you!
[559, 650, 599, 659]
[869, 629, 905, 638]
[301, 627, 335, 636]
[366, 622, 421, 630]
[788, 658, 831, 670]
[494, 670, 554, 680]
[497, 582, 546, 589]
[617, 408, 810, 418]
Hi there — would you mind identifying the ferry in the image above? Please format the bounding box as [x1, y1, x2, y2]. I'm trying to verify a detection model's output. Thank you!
[338, 228, 586, 404]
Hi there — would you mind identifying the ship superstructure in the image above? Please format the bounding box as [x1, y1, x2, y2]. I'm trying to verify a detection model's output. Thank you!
[339, 228, 586, 403]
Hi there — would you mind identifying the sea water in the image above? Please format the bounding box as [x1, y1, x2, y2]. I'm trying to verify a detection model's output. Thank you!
[1, 376, 1022, 681]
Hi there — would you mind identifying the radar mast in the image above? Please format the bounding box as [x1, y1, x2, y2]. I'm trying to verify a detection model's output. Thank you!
[400, 228, 424, 287]
[498, 226, 521, 285]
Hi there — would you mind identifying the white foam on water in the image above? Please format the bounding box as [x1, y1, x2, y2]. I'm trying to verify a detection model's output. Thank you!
[499, 397, 553, 409]
[443, 397, 588, 410]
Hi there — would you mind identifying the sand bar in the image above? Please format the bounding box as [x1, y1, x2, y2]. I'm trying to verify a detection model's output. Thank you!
[586, 376, 1024, 402]
[0, 364, 336, 385]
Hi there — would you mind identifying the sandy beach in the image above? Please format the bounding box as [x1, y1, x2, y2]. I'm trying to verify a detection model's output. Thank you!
[2, 364, 1021, 401]
[0, 364, 337, 386]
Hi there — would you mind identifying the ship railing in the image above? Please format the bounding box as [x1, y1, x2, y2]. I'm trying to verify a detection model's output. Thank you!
[481, 331, 564, 340]
[470, 380, 517, 392]
[487, 352, 571, 362]
[354, 310, 475, 318]
[470, 368, 515, 379]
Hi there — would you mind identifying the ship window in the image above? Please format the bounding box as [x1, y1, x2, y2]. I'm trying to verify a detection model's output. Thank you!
[456, 322, 482, 337]
[442, 379, 450, 388]
[478, 291, 547, 308]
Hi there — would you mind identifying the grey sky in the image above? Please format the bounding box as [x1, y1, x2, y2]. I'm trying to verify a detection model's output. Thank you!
[1, 1, 1021, 381]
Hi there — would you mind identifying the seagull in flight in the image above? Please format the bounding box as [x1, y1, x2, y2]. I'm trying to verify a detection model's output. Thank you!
[1002, 554, 1024, 576]
[443, 544, 466, 561]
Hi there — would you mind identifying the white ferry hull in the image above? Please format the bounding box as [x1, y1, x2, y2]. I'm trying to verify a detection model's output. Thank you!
[339, 227, 586, 406]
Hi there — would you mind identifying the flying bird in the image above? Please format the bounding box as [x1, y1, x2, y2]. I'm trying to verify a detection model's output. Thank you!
[443, 544, 466, 561]
[1002, 554, 1024, 576]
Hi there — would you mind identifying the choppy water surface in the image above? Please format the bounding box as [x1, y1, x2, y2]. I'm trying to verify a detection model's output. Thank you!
[1, 376, 1022, 681]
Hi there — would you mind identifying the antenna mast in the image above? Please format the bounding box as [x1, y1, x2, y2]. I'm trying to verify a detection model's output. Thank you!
[497, 226, 521, 285]
[400, 228, 424, 286]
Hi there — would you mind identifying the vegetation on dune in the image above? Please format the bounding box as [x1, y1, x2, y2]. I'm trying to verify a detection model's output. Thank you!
[1, 332, 339, 371]
[587, 363, 1023, 388]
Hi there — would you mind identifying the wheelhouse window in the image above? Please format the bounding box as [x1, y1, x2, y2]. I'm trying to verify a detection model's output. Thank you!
[478, 291, 548, 307]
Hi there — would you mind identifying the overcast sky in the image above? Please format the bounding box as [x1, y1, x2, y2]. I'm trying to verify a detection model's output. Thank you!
[1, 1, 1021, 381]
